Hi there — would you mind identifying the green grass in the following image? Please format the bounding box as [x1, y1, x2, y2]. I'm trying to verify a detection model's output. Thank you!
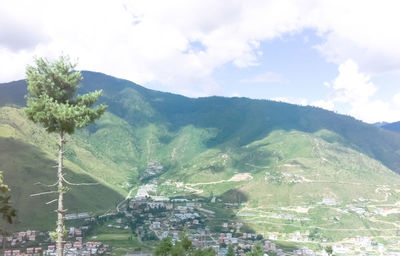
[0, 136, 123, 231]
[88, 224, 152, 256]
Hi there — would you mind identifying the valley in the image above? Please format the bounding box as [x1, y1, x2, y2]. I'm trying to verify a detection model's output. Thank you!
[2, 72, 400, 255]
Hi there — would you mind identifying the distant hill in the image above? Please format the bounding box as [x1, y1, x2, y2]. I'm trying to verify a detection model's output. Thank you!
[2, 71, 400, 238]
[382, 121, 400, 133]
[372, 121, 389, 127]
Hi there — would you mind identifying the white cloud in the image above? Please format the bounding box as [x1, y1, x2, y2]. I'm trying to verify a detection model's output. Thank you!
[318, 59, 400, 123]
[240, 72, 282, 83]
[331, 60, 377, 103]
[271, 97, 290, 103]
[393, 93, 400, 107]
[1, 0, 400, 98]
[313, 0, 400, 74]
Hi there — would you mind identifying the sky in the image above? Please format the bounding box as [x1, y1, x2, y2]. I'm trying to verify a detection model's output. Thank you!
[1, 0, 400, 123]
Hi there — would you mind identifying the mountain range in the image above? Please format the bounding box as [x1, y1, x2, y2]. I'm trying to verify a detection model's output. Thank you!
[1, 71, 400, 242]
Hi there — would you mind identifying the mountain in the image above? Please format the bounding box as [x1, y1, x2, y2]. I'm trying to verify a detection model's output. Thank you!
[1, 71, 400, 244]
[372, 121, 389, 127]
[382, 121, 400, 133]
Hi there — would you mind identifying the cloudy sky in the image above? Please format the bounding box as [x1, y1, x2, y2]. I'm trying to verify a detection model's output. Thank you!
[1, 0, 400, 123]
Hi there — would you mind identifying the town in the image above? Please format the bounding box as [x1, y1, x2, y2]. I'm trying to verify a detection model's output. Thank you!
[2, 184, 400, 256]
[1, 226, 110, 256]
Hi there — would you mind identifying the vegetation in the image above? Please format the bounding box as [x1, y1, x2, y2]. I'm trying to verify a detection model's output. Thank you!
[325, 245, 333, 255]
[0, 171, 16, 225]
[155, 235, 216, 256]
[25, 56, 106, 256]
[245, 243, 264, 256]
[226, 245, 235, 256]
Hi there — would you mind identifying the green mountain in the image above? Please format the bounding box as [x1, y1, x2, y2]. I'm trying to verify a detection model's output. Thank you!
[1, 71, 400, 243]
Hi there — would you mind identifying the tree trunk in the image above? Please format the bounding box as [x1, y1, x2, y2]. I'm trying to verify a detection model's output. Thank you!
[57, 130, 65, 256]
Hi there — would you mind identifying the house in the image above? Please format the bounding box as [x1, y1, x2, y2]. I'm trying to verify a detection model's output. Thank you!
[321, 198, 337, 206]
[75, 229, 82, 236]
[186, 202, 195, 207]
[11, 250, 20, 256]
[268, 234, 277, 240]
[152, 221, 161, 229]
[161, 231, 169, 238]
[171, 198, 188, 202]
[148, 202, 165, 209]
[177, 206, 188, 212]
[18, 232, 26, 239]
[333, 244, 348, 255]
[264, 241, 277, 251]
[77, 212, 90, 219]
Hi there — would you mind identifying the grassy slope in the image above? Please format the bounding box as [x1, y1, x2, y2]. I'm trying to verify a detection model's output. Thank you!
[165, 129, 400, 197]
[0, 137, 123, 231]
[0, 107, 123, 231]
[164, 129, 400, 241]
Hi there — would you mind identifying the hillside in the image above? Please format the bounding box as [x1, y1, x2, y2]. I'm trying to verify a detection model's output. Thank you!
[382, 121, 400, 133]
[1, 71, 400, 242]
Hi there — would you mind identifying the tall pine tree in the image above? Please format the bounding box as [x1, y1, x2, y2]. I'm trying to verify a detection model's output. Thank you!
[25, 56, 107, 256]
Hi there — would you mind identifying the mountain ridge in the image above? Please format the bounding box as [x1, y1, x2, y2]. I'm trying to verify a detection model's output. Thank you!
[382, 121, 400, 133]
[3, 71, 400, 175]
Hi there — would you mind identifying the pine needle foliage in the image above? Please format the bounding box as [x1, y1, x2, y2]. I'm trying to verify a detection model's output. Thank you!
[25, 56, 107, 134]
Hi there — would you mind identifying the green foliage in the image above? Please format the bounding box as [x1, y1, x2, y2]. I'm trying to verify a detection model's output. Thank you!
[155, 238, 173, 256]
[227, 245, 235, 256]
[25, 56, 107, 134]
[192, 248, 216, 256]
[0, 171, 16, 225]
[325, 246, 333, 255]
[181, 234, 193, 251]
[155, 235, 215, 256]
[49, 225, 67, 241]
[246, 243, 264, 256]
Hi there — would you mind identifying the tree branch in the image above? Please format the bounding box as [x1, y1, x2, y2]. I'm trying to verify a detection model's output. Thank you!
[34, 181, 58, 187]
[30, 191, 58, 197]
[62, 176, 98, 186]
[46, 199, 58, 205]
